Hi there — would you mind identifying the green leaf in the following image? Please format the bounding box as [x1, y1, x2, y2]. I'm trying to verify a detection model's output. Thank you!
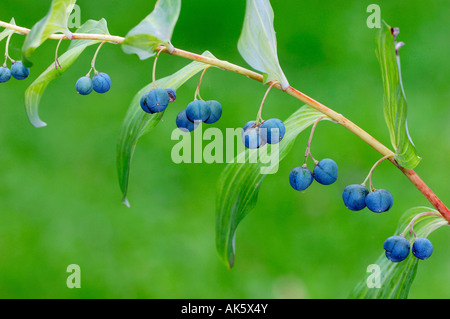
[122, 0, 181, 60]
[238, 0, 289, 90]
[376, 22, 421, 169]
[216, 106, 329, 268]
[25, 19, 110, 128]
[350, 206, 448, 299]
[117, 51, 216, 207]
[0, 18, 16, 42]
[22, 0, 77, 67]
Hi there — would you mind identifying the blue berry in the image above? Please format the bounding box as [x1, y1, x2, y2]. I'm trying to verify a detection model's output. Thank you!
[242, 127, 265, 149]
[365, 189, 393, 213]
[0, 66, 11, 83]
[342, 184, 369, 211]
[92, 72, 111, 93]
[140, 92, 153, 114]
[313, 159, 338, 185]
[11, 61, 30, 80]
[260, 118, 286, 144]
[76, 76, 93, 95]
[242, 121, 257, 134]
[383, 236, 410, 262]
[289, 167, 314, 191]
[186, 100, 211, 122]
[412, 238, 433, 260]
[146, 88, 170, 113]
[204, 100, 222, 124]
[166, 88, 177, 102]
[176, 109, 197, 132]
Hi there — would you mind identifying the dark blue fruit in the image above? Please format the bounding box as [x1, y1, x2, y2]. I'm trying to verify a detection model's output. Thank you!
[313, 159, 338, 185]
[176, 109, 197, 132]
[166, 88, 177, 102]
[76, 76, 93, 95]
[11, 61, 30, 80]
[0, 66, 11, 83]
[412, 238, 433, 260]
[365, 189, 393, 213]
[242, 127, 265, 149]
[146, 88, 170, 113]
[186, 100, 211, 122]
[140, 92, 153, 114]
[260, 118, 286, 144]
[242, 121, 256, 135]
[342, 184, 369, 211]
[383, 236, 410, 262]
[92, 72, 111, 93]
[289, 167, 314, 191]
[204, 100, 222, 124]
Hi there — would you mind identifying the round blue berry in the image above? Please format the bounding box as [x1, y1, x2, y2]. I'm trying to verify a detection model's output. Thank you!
[260, 118, 286, 144]
[313, 159, 338, 185]
[412, 238, 433, 260]
[11, 61, 30, 80]
[0, 66, 11, 83]
[242, 127, 265, 149]
[176, 109, 198, 132]
[365, 189, 393, 213]
[186, 100, 211, 122]
[204, 100, 222, 124]
[242, 121, 257, 135]
[289, 167, 314, 191]
[146, 88, 170, 113]
[166, 88, 177, 102]
[92, 72, 111, 93]
[140, 92, 154, 114]
[384, 236, 410, 262]
[76, 76, 93, 95]
[342, 184, 369, 211]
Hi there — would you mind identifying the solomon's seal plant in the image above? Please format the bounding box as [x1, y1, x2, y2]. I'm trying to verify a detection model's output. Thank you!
[0, 0, 448, 299]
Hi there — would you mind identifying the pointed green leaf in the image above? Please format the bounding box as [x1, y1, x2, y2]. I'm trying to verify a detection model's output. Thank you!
[216, 106, 329, 268]
[238, 0, 289, 90]
[376, 22, 421, 169]
[0, 18, 16, 42]
[350, 206, 448, 299]
[122, 0, 181, 60]
[22, 0, 77, 67]
[117, 51, 216, 207]
[25, 19, 110, 128]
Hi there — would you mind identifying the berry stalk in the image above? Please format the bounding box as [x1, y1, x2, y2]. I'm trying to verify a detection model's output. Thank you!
[0, 20, 448, 222]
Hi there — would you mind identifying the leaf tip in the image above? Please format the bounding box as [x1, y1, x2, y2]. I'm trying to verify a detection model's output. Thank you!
[122, 197, 131, 208]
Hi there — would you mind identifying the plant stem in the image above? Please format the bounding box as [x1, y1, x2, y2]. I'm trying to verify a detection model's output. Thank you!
[152, 48, 164, 89]
[90, 41, 106, 74]
[54, 38, 63, 69]
[3, 32, 14, 66]
[0, 20, 449, 222]
[194, 65, 211, 100]
[362, 154, 394, 191]
[255, 81, 278, 125]
[303, 116, 325, 166]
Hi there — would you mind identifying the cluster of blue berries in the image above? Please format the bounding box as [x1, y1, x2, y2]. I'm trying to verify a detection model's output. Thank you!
[241, 118, 285, 149]
[176, 100, 222, 132]
[76, 72, 111, 95]
[289, 159, 338, 191]
[0, 61, 30, 83]
[383, 236, 433, 262]
[140, 87, 177, 114]
[342, 185, 393, 213]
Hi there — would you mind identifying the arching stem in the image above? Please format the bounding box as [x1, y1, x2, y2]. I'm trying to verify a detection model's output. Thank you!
[3, 32, 14, 66]
[54, 38, 63, 69]
[194, 65, 211, 100]
[152, 47, 164, 89]
[255, 81, 278, 125]
[362, 154, 395, 191]
[87, 41, 106, 76]
[303, 116, 326, 167]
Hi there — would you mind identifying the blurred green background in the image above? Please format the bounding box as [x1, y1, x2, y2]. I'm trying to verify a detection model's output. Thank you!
[0, 0, 449, 299]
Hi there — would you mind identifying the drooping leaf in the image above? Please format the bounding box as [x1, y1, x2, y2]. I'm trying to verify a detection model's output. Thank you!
[22, 0, 77, 67]
[117, 51, 216, 207]
[376, 22, 421, 169]
[0, 18, 16, 42]
[350, 206, 448, 299]
[216, 106, 329, 268]
[25, 19, 110, 128]
[122, 0, 181, 60]
[238, 0, 289, 90]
